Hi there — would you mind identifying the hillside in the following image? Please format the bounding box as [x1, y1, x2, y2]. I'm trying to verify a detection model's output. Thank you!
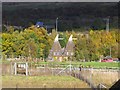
[2, 2, 118, 31]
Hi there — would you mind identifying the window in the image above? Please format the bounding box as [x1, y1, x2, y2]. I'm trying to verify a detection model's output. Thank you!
[67, 52, 69, 55]
[54, 52, 56, 55]
[71, 52, 74, 55]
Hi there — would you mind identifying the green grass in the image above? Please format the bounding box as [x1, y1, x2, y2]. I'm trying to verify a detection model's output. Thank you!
[0, 60, 11, 64]
[2, 75, 90, 88]
[72, 62, 119, 68]
[37, 61, 120, 68]
[1, 60, 119, 68]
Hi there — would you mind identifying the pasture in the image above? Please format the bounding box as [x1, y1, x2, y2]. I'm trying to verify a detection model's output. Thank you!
[79, 70, 119, 88]
[1, 60, 120, 89]
[1, 60, 119, 68]
[2, 75, 90, 88]
[92, 71, 119, 87]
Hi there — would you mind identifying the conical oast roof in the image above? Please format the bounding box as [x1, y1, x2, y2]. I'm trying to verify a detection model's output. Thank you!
[63, 35, 75, 57]
[48, 34, 75, 60]
[48, 34, 62, 59]
[51, 34, 62, 52]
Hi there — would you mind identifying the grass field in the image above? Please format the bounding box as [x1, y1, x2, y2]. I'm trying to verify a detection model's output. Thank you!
[1, 60, 120, 89]
[1, 60, 119, 68]
[92, 71, 119, 88]
[2, 75, 90, 88]
[80, 70, 120, 88]
[37, 61, 120, 68]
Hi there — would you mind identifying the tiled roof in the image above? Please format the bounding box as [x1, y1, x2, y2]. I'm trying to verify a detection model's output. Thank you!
[63, 35, 75, 56]
[51, 34, 62, 52]
[48, 34, 62, 58]
[48, 34, 75, 60]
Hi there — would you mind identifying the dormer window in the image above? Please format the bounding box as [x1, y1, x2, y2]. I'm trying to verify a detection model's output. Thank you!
[67, 52, 69, 55]
[71, 52, 74, 55]
[54, 52, 56, 55]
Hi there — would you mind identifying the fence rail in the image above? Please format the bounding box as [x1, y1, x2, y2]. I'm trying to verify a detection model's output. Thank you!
[35, 64, 119, 72]
[97, 83, 107, 90]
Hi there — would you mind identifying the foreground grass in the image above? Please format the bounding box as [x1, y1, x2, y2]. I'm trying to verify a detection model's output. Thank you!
[80, 70, 120, 88]
[92, 71, 119, 88]
[2, 75, 90, 88]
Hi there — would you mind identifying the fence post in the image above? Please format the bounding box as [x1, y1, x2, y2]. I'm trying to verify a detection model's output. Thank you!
[26, 62, 28, 76]
[11, 62, 13, 75]
[14, 63, 17, 75]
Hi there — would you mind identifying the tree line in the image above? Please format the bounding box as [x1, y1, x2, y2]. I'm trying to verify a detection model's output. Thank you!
[1, 25, 119, 61]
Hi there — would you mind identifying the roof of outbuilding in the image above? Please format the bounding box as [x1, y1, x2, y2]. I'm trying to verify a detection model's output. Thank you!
[51, 34, 62, 51]
[48, 34, 62, 58]
[48, 34, 75, 59]
[63, 35, 75, 56]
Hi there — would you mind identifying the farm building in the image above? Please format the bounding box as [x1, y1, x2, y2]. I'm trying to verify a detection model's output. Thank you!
[48, 34, 75, 61]
[63, 35, 75, 60]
